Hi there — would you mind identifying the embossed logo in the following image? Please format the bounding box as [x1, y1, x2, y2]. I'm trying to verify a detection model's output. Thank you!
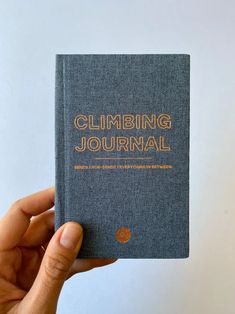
[115, 227, 132, 243]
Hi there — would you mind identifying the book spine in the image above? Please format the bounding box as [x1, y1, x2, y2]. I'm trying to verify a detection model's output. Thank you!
[55, 55, 65, 231]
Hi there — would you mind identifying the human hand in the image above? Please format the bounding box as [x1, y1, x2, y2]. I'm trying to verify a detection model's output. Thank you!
[0, 187, 116, 314]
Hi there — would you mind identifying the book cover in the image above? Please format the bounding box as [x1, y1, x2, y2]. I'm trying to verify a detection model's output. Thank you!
[55, 54, 190, 258]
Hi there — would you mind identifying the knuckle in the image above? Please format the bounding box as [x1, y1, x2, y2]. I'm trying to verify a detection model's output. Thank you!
[10, 198, 28, 216]
[11, 198, 22, 210]
[44, 252, 71, 281]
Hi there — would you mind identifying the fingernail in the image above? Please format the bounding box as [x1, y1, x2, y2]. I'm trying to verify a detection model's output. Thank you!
[60, 223, 83, 250]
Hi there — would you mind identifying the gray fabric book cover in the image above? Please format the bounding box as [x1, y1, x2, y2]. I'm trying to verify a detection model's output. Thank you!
[55, 54, 190, 258]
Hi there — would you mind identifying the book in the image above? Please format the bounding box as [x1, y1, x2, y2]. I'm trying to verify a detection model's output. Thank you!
[55, 54, 190, 258]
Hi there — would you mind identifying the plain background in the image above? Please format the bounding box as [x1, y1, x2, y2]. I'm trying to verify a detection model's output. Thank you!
[0, 1, 234, 313]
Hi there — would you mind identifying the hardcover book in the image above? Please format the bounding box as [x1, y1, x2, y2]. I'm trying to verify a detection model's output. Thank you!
[55, 54, 190, 258]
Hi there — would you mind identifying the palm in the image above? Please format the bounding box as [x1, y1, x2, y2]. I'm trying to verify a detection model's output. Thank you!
[0, 246, 47, 308]
[14, 246, 44, 291]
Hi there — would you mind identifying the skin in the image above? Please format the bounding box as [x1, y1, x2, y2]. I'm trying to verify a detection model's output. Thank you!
[0, 187, 117, 314]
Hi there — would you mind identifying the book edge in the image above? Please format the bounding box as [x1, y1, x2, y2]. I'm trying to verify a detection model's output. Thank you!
[55, 55, 66, 230]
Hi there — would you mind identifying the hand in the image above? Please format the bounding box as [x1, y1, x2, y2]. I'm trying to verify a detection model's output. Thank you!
[0, 187, 116, 314]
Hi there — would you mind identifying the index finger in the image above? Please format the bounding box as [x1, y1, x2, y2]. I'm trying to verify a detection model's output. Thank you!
[0, 187, 55, 250]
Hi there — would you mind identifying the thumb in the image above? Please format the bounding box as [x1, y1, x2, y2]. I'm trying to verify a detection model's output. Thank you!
[21, 222, 83, 313]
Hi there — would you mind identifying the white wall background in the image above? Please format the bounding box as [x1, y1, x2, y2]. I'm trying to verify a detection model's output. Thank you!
[0, 1, 235, 313]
